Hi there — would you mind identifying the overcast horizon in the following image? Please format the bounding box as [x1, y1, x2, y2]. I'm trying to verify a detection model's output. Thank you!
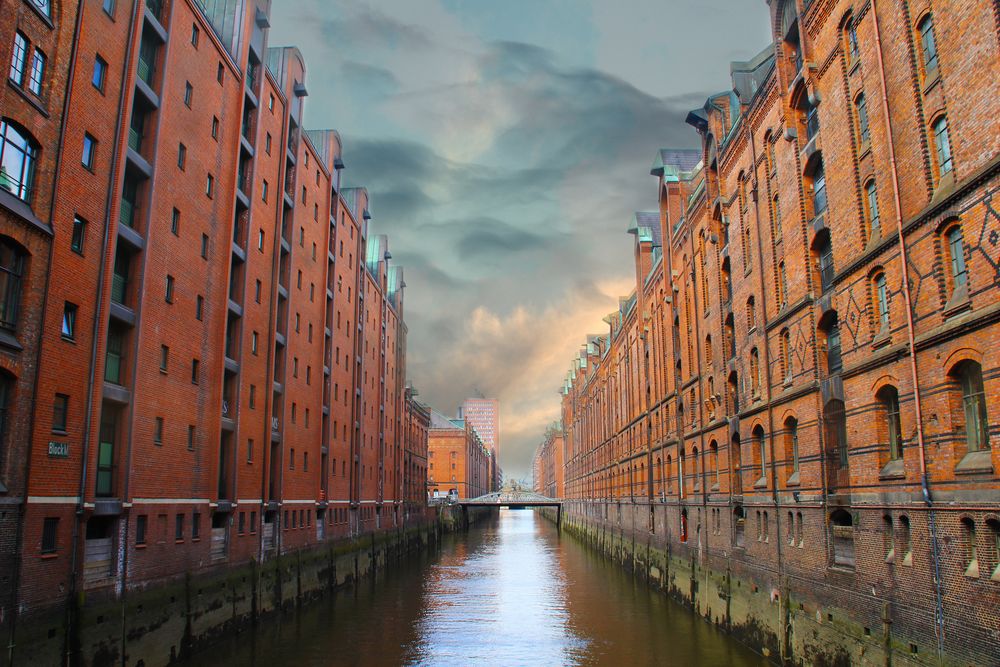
[270, 1, 772, 480]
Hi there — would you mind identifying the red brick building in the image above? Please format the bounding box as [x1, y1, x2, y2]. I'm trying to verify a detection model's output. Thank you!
[428, 409, 493, 500]
[461, 396, 501, 487]
[0, 1, 426, 662]
[403, 386, 430, 519]
[559, 1, 999, 664]
[532, 423, 564, 498]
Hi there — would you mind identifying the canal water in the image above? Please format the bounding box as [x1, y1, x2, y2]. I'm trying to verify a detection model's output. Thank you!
[184, 510, 769, 666]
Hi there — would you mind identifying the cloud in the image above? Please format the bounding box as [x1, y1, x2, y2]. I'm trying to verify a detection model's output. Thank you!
[270, 0, 771, 478]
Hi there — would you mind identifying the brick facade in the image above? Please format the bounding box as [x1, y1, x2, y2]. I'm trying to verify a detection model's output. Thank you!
[428, 409, 493, 500]
[556, 1, 1000, 664]
[0, 1, 427, 662]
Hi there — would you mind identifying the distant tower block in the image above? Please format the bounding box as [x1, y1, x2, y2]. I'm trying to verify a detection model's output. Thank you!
[461, 397, 500, 463]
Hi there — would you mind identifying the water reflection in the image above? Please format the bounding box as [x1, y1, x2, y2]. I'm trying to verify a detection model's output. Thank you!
[183, 510, 767, 666]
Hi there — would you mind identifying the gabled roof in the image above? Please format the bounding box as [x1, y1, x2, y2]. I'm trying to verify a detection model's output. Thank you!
[651, 148, 702, 177]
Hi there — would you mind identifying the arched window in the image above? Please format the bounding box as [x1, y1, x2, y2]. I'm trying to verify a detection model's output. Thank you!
[710, 440, 720, 489]
[825, 399, 849, 468]
[951, 361, 989, 453]
[727, 371, 739, 414]
[855, 93, 870, 144]
[744, 224, 753, 270]
[884, 515, 895, 561]
[878, 385, 903, 461]
[0, 238, 26, 331]
[830, 509, 855, 568]
[731, 434, 742, 492]
[734, 505, 746, 547]
[932, 115, 953, 177]
[986, 519, 1000, 581]
[944, 223, 967, 296]
[705, 335, 713, 365]
[0, 120, 39, 202]
[746, 296, 756, 330]
[865, 180, 881, 241]
[28, 0, 51, 18]
[749, 348, 761, 395]
[692, 446, 700, 490]
[874, 272, 889, 330]
[816, 231, 835, 292]
[900, 515, 913, 566]
[771, 194, 781, 243]
[846, 16, 860, 62]
[785, 417, 800, 478]
[917, 14, 938, 75]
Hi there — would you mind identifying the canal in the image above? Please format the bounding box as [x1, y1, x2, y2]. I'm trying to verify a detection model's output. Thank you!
[184, 510, 769, 666]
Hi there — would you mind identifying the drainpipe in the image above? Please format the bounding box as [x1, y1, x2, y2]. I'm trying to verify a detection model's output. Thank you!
[869, 0, 944, 658]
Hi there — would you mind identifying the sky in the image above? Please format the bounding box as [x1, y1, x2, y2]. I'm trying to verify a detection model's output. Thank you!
[270, 1, 772, 481]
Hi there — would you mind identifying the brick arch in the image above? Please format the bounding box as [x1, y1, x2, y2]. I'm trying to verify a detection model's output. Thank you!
[942, 347, 984, 375]
[870, 373, 902, 396]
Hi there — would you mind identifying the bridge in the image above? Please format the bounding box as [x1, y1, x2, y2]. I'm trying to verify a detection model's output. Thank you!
[456, 491, 563, 528]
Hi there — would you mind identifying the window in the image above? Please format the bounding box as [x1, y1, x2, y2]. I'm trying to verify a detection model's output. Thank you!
[191, 358, 199, 384]
[879, 386, 903, 461]
[217, 62, 224, 84]
[177, 142, 186, 170]
[211, 116, 219, 140]
[932, 115, 953, 177]
[780, 329, 791, 379]
[58, 302, 79, 341]
[248, 384, 255, 409]
[27, 49, 44, 96]
[786, 417, 800, 477]
[268, 93, 274, 111]
[262, 179, 268, 202]
[154, 416, 163, 444]
[80, 133, 98, 170]
[0, 239, 25, 330]
[987, 519, 1000, 580]
[855, 94, 869, 144]
[830, 510, 855, 568]
[196, 295, 204, 321]
[847, 18, 859, 62]
[201, 233, 208, 259]
[746, 296, 756, 330]
[865, 180, 880, 241]
[953, 361, 989, 453]
[71, 216, 86, 254]
[175, 514, 185, 541]
[1, 120, 39, 202]
[824, 315, 842, 375]
[171, 208, 180, 235]
[136, 515, 147, 545]
[41, 518, 58, 554]
[206, 174, 214, 198]
[192, 513, 201, 539]
[184, 81, 193, 107]
[165, 275, 174, 303]
[30, 0, 51, 18]
[289, 448, 295, 469]
[187, 424, 195, 450]
[817, 233, 835, 293]
[917, 15, 938, 74]
[778, 261, 788, 308]
[52, 394, 68, 432]
[257, 230, 264, 252]
[750, 348, 761, 395]
[962, 518, 977, 576]
[825, 399, 849, 468]
[10, 33, 27, 85]
[945, 225, 967, 293]
[92, 55, 107, 92]
[255, 280, 262, 303]
[265, 133, 272, 154]
[191, 24, 200, 47]
[810, 160, 827, 215]
[874, 273, 889, 329]
[159, 344, 168, 372]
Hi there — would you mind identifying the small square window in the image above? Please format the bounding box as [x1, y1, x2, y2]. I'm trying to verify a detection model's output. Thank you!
[211, 116, 219, 140]
[154, 416, 163, 444]
[165, 275, 174, 303]
[184, 81, 193, 107]
[82, 134, 97, 169]
[216, 62, 224, 84]
[191, 24, 200, 47]
[52, 394, 69, 433]
[206, 174, 214, 198]
[61, 302, 77, 339]
[41, 518, 58, 554]
[191, 359, 199, 384]
[71, 216, 86, 254]
[160, 344, 168, 372]
[102, 0, 116, 16]
[196, 295, 204, 321]
[177, 142, 186, 170]
[92, 55, 107, 91]
[201, 233, 208, 259]
[187, 425, 195, 450]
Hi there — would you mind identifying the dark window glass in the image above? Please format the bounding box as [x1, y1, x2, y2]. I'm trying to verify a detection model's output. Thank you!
[41, 518, 58, 553]
[0, 120, 39, 202]
[52, 393, 68, 432]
